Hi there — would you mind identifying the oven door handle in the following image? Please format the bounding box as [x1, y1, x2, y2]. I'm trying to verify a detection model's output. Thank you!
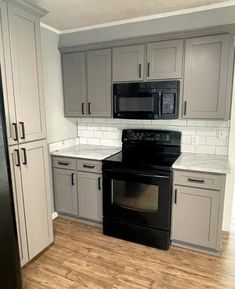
[104, 168, 170, 179]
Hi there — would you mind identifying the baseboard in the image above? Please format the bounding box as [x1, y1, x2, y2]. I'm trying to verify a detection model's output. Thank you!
[52, 212, 58, 220]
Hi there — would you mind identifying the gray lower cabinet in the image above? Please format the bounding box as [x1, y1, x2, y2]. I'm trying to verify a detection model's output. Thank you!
[146, 40, 183, 79]
[54, 169, 78, 216]
[112, 45, 145, 81]
[78, 172, 102, 222]
[62, 52, 86, 117]
[172, 170, 225, 253]
[9, 140, 53, 265]
[183, 34, 230, 119]
[53, 157, 103, 223]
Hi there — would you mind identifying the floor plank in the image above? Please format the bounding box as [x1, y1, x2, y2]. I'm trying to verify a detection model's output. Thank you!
[22, 217, 235, 289]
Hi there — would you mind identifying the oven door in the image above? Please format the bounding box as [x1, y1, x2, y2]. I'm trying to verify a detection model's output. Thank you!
[103, 168, 172, 230]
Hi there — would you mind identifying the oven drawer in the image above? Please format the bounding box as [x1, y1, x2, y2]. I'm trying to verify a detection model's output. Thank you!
[174, 170, 223, 190]
[53, 157, 77, 170]
[77, 159, 102, 173]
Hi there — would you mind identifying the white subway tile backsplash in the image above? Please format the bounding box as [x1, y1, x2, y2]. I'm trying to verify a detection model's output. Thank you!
[77, 119, 230, 156]
[196, 145, 216, 155]
[197, 128, 217, 136]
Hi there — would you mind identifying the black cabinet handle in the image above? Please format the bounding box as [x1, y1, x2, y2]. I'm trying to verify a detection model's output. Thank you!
[71, 173, 75, 186]
[58, 161, 69, 166]
[98, 177, 101, 190]
[12, 123, 18, 141]
[82, 103, 85, 115]
[19, 122, 25, 139]
[184, 101, 187, 116]
[188, 178, 205, 183]
[83, 164, 95, 169]
[174, 189, 177, 204]
[88, 102, 91, 115]
[158, 91, 162, 117]
[138, 63, 142, 78]
[21, 148, 27, 165]
[147, 62, 150, 77]
[14, 149, 20, 167]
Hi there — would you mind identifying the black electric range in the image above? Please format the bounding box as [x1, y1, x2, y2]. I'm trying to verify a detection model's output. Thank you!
[102, 129, 181, 250]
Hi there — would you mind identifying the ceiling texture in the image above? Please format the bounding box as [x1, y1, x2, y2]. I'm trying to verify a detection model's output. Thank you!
[31, 0, 229, 31]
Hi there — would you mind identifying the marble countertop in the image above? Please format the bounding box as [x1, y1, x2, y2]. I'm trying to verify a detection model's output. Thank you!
[173, 153, 230, 174]
[50, 144, 121, 161]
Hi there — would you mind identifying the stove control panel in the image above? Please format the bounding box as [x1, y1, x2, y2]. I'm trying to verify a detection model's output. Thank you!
[122, 129, 181, 145]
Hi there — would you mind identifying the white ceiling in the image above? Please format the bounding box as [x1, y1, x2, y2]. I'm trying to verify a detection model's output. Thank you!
[30, 0, 230, 31]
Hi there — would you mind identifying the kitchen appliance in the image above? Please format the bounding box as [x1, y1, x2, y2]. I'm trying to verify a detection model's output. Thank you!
[113, 81, 179, 119]
[102, 129, 181, 250]
[0, 73, 22, 288]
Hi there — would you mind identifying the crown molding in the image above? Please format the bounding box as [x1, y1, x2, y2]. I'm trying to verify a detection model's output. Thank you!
[40, 22, 61, 34]
[6, 0, 48, 17]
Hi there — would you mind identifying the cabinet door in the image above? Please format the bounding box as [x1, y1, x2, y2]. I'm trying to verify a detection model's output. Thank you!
[8, 4, 46, 142]
[0, 1, 18, 145]
[8, 146, 29, 266]
[78, 172, 102, 222]
[147, 40, 183, 79]
[172, 185, 220, 249]
[54, 168, 78, 215]
[62, 52, 86, 117]
[19, 140, 53, 260]
[183, 34, 229, 119]
[113, 45, 145, 82]
[87, 49, 111, 117]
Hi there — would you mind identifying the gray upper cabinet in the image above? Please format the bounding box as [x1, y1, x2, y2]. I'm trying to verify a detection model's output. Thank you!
[87, 49, 111, 117]
[8, 4, 46, 142]
[0, 0, 17, 146]
[172, 185, 221, 249]
[78, 172, 102, 222]
[147, 40, 183, 79]
[183, 34, 230, 119]
[62, 52, 86, 117]
[113, 45, 145, 82]
[54, 168, 78, 216]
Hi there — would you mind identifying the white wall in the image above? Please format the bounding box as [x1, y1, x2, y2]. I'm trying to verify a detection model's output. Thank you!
[40, 27, 77, 143]
[224, 52, 235, 231]
[40, 27, 77, 212]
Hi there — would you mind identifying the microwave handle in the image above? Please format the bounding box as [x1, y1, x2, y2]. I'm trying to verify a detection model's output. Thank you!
[114, 94, 117, 114]
[158, 91, 162, 117]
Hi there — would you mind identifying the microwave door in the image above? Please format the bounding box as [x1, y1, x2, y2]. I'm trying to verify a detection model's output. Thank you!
[114, 93, 160, 119]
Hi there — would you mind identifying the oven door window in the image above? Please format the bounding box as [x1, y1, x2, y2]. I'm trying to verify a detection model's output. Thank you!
[111, 179, 159, 212]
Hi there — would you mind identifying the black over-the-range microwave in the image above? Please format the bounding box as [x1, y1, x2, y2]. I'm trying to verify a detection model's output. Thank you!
[113, 81, 179, 119]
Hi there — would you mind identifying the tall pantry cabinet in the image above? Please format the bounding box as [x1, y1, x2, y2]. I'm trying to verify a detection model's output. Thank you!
[0, 0, 53, 266]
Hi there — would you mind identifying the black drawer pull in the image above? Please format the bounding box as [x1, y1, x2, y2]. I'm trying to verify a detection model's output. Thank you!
[12, 123, 18, 141]
[98, 177, 101, 190]
[188, 178, 205, 183]
[174, 189, 177, 204]
[58, 161, 69, 166]
[71, 173, 75, 186]
[21, 148, 27, 165]
[83, 164, 95, 169]
[14, 149, 20, 167]
[19, 122, 25, 139]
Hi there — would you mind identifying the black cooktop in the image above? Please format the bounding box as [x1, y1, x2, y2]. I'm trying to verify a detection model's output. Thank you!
[103, 129, 181, 172]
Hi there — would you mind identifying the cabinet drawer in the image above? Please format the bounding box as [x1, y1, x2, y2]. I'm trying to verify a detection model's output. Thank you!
[174, 170, 223, 190]
[53, 157, 76, 170]
[77, 159, 102, 173]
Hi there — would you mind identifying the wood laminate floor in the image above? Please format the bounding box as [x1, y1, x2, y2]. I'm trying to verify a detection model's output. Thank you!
[22, 217, 235, 289]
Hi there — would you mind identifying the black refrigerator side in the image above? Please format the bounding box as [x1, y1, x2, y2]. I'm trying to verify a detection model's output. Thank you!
[0, 72, 22, 288]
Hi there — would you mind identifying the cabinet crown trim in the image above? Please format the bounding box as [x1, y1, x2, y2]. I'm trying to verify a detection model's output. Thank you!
[7, 0, 48, 17]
